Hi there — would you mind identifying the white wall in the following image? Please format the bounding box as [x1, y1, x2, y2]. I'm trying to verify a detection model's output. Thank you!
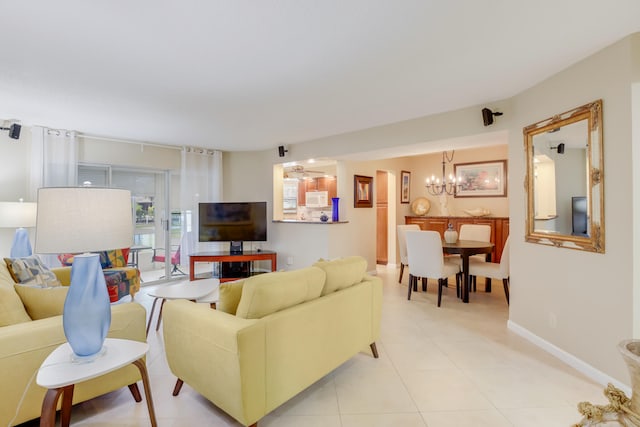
[509, 33, 638, 383]
[405, 145, 509, 218]
[223, 150, 381, 270]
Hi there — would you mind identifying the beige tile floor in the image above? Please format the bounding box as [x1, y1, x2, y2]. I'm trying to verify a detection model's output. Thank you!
[21, 265, 606, 426]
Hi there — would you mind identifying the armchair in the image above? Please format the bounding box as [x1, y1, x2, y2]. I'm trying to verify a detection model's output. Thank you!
[54, 248, 140, 301]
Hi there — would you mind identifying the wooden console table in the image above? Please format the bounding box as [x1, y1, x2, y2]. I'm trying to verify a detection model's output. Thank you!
[189, 251, 277, 282]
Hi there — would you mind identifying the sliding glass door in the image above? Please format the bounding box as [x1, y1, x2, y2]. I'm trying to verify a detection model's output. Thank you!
[78, 164, 175, 283]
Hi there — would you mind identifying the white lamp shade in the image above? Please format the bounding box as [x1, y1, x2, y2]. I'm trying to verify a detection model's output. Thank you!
[0, 201, 37, 228]
[35, 187, 133, 254]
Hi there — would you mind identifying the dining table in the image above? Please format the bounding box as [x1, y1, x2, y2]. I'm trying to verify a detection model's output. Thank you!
[442, 239, 494, 303]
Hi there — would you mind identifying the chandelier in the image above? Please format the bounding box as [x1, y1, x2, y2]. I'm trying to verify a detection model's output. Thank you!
[425, 151, 462, 196]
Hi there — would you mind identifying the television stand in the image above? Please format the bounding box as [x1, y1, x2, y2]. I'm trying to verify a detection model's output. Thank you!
[229, 241, 243, 254]
[189, 250, 277, 282]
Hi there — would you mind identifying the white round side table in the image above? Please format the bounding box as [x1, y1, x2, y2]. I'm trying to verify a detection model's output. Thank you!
[146, 278, 220, 335]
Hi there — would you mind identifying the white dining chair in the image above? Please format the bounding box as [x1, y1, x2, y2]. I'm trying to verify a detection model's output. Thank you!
[460, 224, 491, 258]
[405, 230, 460, 307]
[453, 224, 492, 291]
[468, 236, 510, 304]
[397, 224, 420, 283]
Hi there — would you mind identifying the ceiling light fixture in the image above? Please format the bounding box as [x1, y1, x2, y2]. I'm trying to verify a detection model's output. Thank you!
[425, 151, 461, 196]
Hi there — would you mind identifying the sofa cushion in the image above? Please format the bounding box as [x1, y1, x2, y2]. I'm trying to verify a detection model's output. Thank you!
[217, 279, 245, 315]
[4, 255, 62, 288]
[14, 285, 68, 320]
[0, 262, 31, 326]
[235, 267, 326, 319]
[313, 256, 367, 296]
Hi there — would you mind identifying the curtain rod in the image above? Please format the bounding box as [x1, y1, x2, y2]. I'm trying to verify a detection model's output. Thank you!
[77, 132, 183, 151]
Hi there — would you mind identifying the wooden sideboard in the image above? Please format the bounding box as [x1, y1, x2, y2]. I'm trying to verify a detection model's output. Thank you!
[405, 216, 509, 263]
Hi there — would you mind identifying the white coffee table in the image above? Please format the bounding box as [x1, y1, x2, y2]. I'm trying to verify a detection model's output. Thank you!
[37, 338, 157, 427]
[146, 278, 220, 335]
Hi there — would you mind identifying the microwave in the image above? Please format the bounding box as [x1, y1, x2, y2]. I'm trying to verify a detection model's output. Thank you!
[305, 191, 328, 207]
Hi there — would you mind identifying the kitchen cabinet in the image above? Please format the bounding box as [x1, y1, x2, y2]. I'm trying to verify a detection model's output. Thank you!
[405, 216, 510, 263]
[298, 177, 337, 206]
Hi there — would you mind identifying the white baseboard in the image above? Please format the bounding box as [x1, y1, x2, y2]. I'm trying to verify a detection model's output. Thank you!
[507, 320, 631, 396]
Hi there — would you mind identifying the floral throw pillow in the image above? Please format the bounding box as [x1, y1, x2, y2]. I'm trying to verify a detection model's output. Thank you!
[4, 255, 62, 287]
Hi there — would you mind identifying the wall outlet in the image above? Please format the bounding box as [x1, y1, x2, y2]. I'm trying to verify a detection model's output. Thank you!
[548, 313, 557, 329]
[287, 256, 294, 265]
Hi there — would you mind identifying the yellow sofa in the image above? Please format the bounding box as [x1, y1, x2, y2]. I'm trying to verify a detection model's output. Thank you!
[0, 261, 147, 426]
[163, 256, 383, 427]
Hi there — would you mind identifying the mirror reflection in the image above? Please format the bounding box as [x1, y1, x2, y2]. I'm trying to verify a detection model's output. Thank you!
[524, 100, 604, 253]
[532, 119, 588, 236]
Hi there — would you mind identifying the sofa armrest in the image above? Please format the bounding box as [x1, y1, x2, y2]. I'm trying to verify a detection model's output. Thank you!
[0, 302, 146, 426]
[361, 275, 383, 341]
[163, 300, 266, 427]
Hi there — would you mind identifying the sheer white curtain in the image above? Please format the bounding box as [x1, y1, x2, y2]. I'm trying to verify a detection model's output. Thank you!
[29, 126, 78, 266]
[180, 147, 222, 266]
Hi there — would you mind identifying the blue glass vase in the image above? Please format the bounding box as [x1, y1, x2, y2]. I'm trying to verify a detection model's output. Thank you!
[331, 197, 340, 222]
[63, 254, 111, 359]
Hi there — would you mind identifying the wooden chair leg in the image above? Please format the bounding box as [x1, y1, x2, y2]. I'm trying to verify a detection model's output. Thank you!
[485, 278, 492, 293]
[421, 277, 427, 292]
[128, 383, 142, 402]
[407, 275, 413, 300]
[172, 379, 184, 396]
[370, 342, 379, 358]
[503, 278, 510, 305]
[399, 264, 405, 283]
[413, 275, 418, 291]
[437, 278, 444, 307]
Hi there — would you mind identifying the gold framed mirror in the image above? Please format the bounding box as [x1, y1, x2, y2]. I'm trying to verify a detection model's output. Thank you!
[524, 99, 604, 253]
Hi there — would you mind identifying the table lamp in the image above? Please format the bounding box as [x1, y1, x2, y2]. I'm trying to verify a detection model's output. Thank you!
[35, 187, 133, 360]
[0, 200, 37, 257]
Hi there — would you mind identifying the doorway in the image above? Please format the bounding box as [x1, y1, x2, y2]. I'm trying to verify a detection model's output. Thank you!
[376, 170, 388, 265]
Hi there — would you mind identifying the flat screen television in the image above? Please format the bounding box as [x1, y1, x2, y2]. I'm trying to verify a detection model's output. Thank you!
[571, 196, 588, 237]
[199, 202, 267, 253]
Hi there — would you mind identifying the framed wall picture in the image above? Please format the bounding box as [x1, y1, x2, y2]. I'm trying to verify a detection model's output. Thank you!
[400, 170, 411, 204]
[354, 175, 373, 208]
[454, 160, 507, 197]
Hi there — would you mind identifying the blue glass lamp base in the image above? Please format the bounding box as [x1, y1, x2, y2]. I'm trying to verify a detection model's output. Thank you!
[10, 228, 32, 258]
[63, 254, 111, 359]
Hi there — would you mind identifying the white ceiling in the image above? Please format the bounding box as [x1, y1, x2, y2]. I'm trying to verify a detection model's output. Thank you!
[0, 1, 638, 152]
